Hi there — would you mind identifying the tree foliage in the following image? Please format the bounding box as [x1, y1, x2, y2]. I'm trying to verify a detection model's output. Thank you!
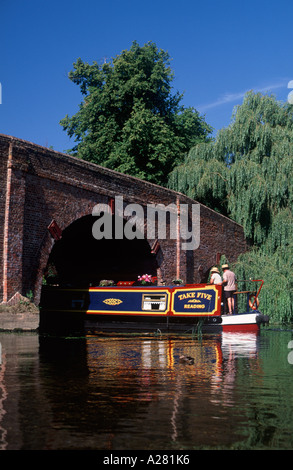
[169, 91, 293, 322]
[60, 41, 212, 185]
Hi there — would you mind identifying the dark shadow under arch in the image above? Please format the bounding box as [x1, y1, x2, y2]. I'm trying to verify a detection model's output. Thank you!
[44, 214, 158, 287]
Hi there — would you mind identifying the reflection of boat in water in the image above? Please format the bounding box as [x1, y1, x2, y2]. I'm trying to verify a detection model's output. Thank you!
[221, 331, 260, 358]
[40, 278, 269, 335]
[37, 328, 264, 449]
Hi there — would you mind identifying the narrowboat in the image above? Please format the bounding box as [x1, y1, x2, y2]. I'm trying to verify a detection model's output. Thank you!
[39, 279, 269, 335]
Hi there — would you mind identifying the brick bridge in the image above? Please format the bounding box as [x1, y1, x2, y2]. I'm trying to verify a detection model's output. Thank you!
[0, 134, 246, 307]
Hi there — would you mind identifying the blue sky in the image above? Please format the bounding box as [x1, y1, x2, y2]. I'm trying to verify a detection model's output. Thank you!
[1, 0, 293, 153]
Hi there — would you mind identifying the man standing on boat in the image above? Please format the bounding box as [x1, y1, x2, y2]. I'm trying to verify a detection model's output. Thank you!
[222, 264, 237, 315]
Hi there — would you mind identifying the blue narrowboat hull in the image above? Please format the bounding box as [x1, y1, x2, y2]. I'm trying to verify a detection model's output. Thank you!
[40, 283, 269, 335]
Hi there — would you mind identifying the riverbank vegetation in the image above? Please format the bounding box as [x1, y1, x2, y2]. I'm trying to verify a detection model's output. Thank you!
[61, 42, 293, 322]
[169, 92, 293, 322]
[0, 301, 39, 314]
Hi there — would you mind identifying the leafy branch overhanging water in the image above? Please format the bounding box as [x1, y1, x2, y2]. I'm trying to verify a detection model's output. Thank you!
[169, 91, 293, 322]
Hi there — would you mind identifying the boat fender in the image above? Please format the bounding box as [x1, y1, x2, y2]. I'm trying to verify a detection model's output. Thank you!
[249, 294, 260, 310]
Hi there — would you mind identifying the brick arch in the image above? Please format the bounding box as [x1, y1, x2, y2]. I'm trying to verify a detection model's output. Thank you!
[38, 214, 160, 298]
[0, 134, 247, 308]
[30, 199, 108, 305]
[33, 195, 174, 305]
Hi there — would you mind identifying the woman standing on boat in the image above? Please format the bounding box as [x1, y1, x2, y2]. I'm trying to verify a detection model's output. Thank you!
[222, 264, 237, 315]
[210, 267, 222, 285]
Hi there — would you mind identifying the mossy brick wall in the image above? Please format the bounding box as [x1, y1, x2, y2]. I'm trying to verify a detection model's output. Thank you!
[0, 134, 247, 304]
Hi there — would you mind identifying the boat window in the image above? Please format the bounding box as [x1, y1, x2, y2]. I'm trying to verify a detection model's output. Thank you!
[142, 294, 167, 311]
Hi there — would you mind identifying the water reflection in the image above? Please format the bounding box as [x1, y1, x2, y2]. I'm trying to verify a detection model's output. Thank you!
[0, 333, 41, 450]
[221, 331, 260, 358]
[0, 343, 7, 450]
[210, 332, 261, 408]
[1, 328, 293, 450]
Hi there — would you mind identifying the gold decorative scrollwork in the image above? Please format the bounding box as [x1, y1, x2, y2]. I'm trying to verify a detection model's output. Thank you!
[103, 298, 123, 306]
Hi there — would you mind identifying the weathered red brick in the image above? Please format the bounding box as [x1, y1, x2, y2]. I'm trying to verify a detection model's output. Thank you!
[0, 134, 247, 305]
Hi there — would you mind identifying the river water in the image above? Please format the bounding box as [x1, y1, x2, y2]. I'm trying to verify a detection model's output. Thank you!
[0, 326, 293, 451]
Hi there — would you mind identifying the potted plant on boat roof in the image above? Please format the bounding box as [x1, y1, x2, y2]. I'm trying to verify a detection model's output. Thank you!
[138, 274, 153, 285]
[172, 278, 184, 285]
[99, 279, 115, 286]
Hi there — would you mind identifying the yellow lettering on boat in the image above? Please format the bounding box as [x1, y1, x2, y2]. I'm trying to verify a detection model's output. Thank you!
[196, 292, 212, 300]
[184, 303, 205, 309]
[178, 292, 195, 301]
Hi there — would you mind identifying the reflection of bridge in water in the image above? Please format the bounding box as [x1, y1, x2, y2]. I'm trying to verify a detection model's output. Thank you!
[0, 330, 266, 450]
[86, 331, 261, 445]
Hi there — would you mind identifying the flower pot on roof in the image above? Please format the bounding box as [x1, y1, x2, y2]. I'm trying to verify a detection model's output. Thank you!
[138, 274, 153, 285]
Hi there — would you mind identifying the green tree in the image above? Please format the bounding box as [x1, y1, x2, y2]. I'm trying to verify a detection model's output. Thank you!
[169, 91, 293, 321]
[60, 41, 212, 185]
